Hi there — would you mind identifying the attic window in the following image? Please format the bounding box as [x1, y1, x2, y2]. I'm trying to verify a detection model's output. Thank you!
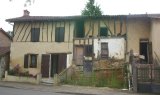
[100, 27, 108, 37]
[75, 20, 84, 38]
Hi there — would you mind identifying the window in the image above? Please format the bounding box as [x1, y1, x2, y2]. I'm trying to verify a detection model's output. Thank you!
[30, 55, 37, 68]
[24, 54, 38, 68]
[55, 27, 65, 42]
[100, 27, 108, 37]
[101, 43, 109, 59]
[31, 28, 40, 42]
[85, 45, 93, 57]
[75, 20, 84, 38]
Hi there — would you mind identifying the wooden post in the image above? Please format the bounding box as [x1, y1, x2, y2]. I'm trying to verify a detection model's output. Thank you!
[130, 50, 138, 92]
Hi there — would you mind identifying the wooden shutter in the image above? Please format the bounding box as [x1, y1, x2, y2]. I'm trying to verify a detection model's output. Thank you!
[41, 54, 50, 78]
[24, 54, 29, 68]
[58, 54, 67, 73]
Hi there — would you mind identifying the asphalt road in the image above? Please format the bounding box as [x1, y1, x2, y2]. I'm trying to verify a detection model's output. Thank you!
[0, 86, 65, 95]
[0, 82, 155, 95]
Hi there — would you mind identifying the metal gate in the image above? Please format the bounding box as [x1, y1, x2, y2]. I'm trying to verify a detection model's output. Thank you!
[137, 65, 160, 93]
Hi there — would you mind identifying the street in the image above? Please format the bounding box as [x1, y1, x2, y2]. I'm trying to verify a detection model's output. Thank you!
[0, 86, 63, 95]
[0, 85, 153, 95]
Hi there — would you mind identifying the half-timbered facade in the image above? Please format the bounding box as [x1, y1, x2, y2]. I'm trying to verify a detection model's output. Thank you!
[6, 10, 160, 84]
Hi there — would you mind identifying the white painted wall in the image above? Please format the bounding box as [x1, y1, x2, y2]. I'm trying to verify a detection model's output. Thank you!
[94, 38, 125, 59]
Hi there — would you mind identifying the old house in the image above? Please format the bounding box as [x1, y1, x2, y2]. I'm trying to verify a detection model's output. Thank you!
[6, 10, 128, 83]
[0, 28, 11, 79]
[6, 10, 160, 85]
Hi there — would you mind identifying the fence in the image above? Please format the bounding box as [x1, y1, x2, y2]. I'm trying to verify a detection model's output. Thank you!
[136, 65, 160, 93]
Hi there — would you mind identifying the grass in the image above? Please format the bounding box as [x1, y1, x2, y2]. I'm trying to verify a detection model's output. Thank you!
[63, 69, 126, 88]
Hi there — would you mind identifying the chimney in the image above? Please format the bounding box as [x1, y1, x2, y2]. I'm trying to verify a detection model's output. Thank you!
[23, 10, 30, 16]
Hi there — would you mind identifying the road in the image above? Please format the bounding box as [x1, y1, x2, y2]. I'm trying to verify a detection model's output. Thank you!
[0, 81, 155, 95]
[0, 86, 62, 95]
[0, 86, 153, 95]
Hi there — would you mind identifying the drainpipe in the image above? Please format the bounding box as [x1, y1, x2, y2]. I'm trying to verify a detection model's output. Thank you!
[126, 16, 131, 90]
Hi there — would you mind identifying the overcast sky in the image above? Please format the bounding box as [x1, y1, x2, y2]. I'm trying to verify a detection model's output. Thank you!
[1, 0, 160, 31]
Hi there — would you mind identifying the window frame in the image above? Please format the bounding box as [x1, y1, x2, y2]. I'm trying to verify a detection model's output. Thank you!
[55, 27, 65, 42]
[24, 54, 38, 68]
[100, 27, 108, 37]
[31, 28, 40, 42]
[101, 42, 109, 59]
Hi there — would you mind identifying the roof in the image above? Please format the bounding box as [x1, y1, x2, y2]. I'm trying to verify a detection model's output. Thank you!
[6, 14, 160, 22]
[6, 15, 126, 22]
[0, 28, 12, 40]
[0, 47, 10, 56]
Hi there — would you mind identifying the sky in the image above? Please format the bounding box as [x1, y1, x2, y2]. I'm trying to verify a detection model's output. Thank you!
[1, 0, 160, 31]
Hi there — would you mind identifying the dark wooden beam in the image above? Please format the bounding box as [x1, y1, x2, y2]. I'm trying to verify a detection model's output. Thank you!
[25, 22, 34, 41]
[42, 22, 44, 42]
[16, 23, 26, 41]
[98, 20, 100, 37]
[51, 22, 53, 42]
[13, 22, 20, 38]
[120, 16, 123, 35]
[12, 23, 15, 41]
[64, 21, 65, 42]
[47, 21, 49, 42]
[102, 19, 113, 36]
[114, 17, 116, 36]
[21, 23, 30, 41]
[68, 21, 71, 48]
[85, 20, 92, 37]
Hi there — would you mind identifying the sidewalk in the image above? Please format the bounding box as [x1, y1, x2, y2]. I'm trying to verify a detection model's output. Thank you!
[0, 81, 151, 95]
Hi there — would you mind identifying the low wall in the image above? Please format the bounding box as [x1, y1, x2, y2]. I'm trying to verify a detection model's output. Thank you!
[3, 71, 41, 84]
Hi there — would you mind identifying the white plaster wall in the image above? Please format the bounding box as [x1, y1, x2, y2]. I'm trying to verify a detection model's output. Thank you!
[94, 38, 125, 59]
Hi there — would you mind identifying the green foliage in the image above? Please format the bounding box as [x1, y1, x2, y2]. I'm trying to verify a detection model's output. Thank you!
[63, 69, 125, 88]
[82, 0, 102, 16]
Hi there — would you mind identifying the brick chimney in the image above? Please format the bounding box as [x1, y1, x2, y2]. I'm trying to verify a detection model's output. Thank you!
[23, 10, 30, 16]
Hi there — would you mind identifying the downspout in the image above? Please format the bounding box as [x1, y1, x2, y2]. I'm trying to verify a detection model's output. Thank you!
[126, 16, 131, 91]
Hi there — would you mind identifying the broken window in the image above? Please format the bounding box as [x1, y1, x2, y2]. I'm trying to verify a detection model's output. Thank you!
[85, 45, 93, 57]
[100, 27, 108, 37]
[55, 27, 65, 42]
[24, 54, 38, 68]
[31, 28, 40, 42]
[101, 42, 109, 59]
[75, 20, 84, 38]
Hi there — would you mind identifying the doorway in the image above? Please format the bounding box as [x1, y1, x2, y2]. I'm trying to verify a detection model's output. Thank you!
[139, 39, 149, 63]
[74, 46, 84, 65]
[41, 53, 67, 82]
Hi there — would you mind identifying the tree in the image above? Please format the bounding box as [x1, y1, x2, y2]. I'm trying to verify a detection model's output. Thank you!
[82, 0, 102, 16]
[9, 0, 34, 7]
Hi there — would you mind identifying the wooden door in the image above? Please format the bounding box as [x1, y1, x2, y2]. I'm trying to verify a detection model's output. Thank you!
[41, 54, 50, 78]
[58, 54, 67, 73]
[74, 46, 84, 65]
